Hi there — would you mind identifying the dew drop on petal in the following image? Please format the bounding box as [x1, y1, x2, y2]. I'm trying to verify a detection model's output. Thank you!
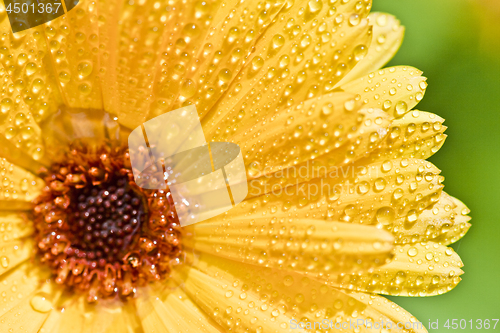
[408, 247, 418, 257]
[395, 101, 408, 116]
[0, 256, 9, 268]
[30, 292, 53, 313]
[77, 61, 93, 78]
[375, 207, 395, 227]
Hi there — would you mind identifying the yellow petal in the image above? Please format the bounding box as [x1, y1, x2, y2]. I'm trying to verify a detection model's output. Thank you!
[173, 263, 294, 332]
[81, 301, 141, 333]
[0, 136, 49, 174]
[40, 294, 141, 333]
[0, 159, 44, 202]
[0, 212, 34, 243]
[224, 158, 442, 230]
[389, 192, 471, 245]
[227, 92, 358, 157]
[324, 159, 442, 226]
[0, 200, 33, 211]
[434, 221, 471, 246]
[136, 284, 223, 333]
[0, 281, 56, 333]
[176, 253, 427, 333]
[148, 0, 285, 123]
[0, 25, 64, 123]
[234, 93, 364, 177]
[324, 242, 463, 297]
[100, 0, 200, 128]
[0, 263, 45, 316]
[245, 107, 391, 197]
[0, 239, 33, 277]
[349, 292, 427, 333]
[40, 297, 85, 333]
[360, 110, 447, 163]
[42, 0, 102, 110]
[337, 13, 405, 85]
[186, 220, 394, 275]
[341, 66, 427, 118]
[202, 1, 372, 135]
[426, 194, 471, 245]
[0, 63, 46, 162]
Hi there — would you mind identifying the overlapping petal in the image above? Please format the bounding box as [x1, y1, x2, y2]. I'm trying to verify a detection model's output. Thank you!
[137, 284, 223, 333]
[174, 253, 428, 332]
[338, 12, 405, 85]
[185, 220, 395, 275]
[341, 66, 427, 119]
[322, 242, 463, 297]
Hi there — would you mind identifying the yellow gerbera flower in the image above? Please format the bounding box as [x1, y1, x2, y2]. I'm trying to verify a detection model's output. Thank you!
[0, 0, 470, 332]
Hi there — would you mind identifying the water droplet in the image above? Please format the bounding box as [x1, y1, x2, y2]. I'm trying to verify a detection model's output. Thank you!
[322, 103, 334, 116]
[0, 256, 9, 268]
[392, 188, 403, 200]
[344, 99, 356, 112]
[17, 53, 28, 66]
[376, 14, 388, 27]
[218, 69, 232, 84]
[408, 247, 418, 257]
[374, 178, 387, 191]
[283, 275, 294, 287]
[308, 0, 323, 13]
[31, 144, 44, 160]
[75, 32, 86, 43]
[183, 23, 200, 38]
[349, 14, 360, 26]
[77, 61, 93, 78]
[406, 209, 418, 223]
[383, 100, 392, 110]
[1, 98, 12, 114]
[375, 207, 395, 226]
[227, 27, 240, 43]
[30, 293, 53, 313]
[195, 0, 210, 17]
[32, 79, 45, 94]
[15, 112, 26, 126]
[180, 79, 196, 99]
[251, 56, 264, 71]
[20, 126, 34, 140]
[59, 71, 71, 83]
[394, 101, 408, 116]
[353, 45, 367, 61]
[382, 160, 392, 172]
[279, 54, 290, 68]
[78, 83, 92, 95]
[295, 293, 304, 303]
[5, 127, 17, 140]
[299, 35, 311, 48]
[26, 63, 37, 76]
[357, 181, 370, 194]
[269, 35, 284, 51]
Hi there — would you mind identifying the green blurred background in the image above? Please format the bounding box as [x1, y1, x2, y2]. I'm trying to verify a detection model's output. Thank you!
[371, 0, 500, 331]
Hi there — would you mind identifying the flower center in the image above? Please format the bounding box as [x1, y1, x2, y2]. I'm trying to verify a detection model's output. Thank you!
[33, 144, 183, 302]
